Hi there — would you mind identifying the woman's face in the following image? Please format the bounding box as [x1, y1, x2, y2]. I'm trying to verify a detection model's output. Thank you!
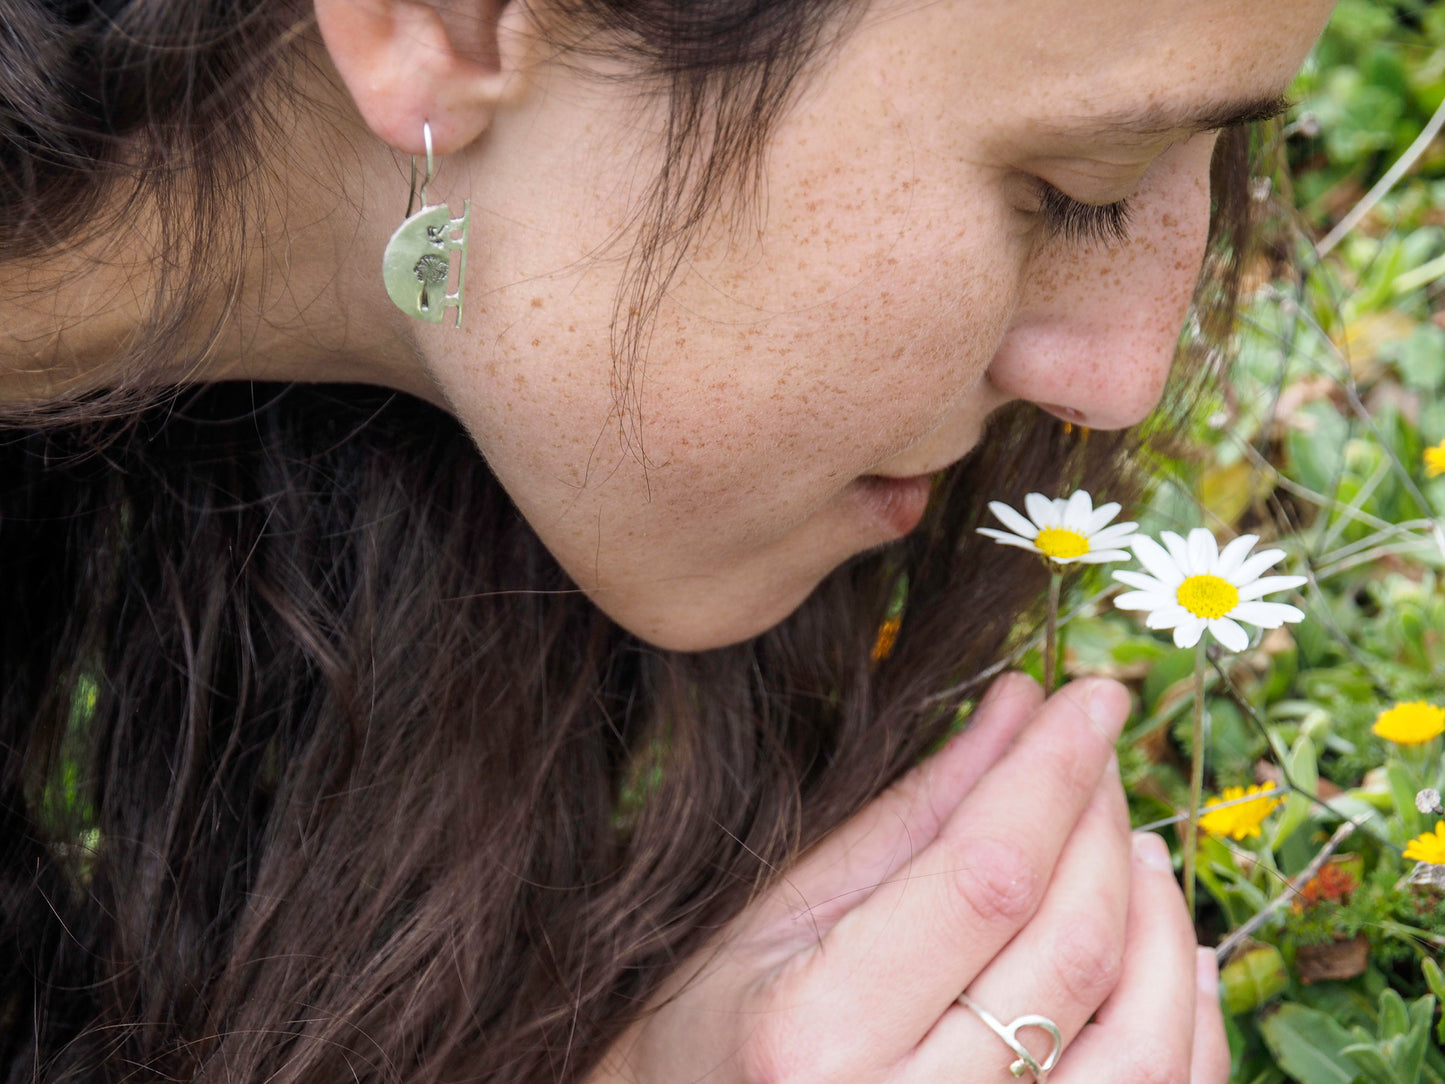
[415, 0, 1334, 651]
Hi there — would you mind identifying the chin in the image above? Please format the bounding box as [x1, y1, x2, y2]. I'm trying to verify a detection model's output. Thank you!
[597, 579, 817, 654]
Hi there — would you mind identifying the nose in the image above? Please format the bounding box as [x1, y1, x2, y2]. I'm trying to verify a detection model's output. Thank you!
[985, 135, 1218, 430]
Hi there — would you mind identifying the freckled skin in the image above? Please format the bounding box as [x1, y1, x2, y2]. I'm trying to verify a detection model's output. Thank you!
[407, 0, 1334, 651]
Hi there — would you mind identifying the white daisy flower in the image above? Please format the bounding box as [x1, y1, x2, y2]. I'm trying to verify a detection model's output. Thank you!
[979, 490, 1139, 565]
[1112, 528, 1306, 653]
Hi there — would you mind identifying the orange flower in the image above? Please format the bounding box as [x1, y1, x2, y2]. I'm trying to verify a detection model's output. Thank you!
[871, 614, 901, 662]
[1291, 862, 1357, 913]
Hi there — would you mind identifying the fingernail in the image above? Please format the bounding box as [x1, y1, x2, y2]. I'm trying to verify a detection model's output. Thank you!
[1196, 948, 1220, 997]
[1132, 831, 1173, 873]
[1081, 679, 1128, 741]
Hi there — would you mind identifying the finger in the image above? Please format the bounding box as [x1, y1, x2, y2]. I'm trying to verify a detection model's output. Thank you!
[1191, 949, 1230, 1083]
[1049, 832, 1199, 1083]
[761, 672, 1044, 935]
[902, 760, 1131, 1082]
[767, 678, 1130, 1074]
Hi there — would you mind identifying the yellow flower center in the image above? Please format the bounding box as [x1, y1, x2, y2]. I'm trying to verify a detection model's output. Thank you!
[1176, 574, 1239, 620]
[1034, 526, 1090, 560]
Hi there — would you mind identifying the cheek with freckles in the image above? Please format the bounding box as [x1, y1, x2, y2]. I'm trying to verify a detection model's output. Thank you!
[634, 268, 1010, 509]
[637, 209, 1021, 507]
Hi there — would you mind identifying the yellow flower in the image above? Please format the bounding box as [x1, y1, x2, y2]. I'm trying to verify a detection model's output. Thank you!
[1404, 822, 1445, 865]
[871, 614, 901, 662]
[1372, 701, 1445, 745]
[1198, 784, 1283, 840]
[1425, 442, 1445, 479]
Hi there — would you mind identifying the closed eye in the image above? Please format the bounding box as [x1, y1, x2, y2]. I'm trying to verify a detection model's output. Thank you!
[1033, 180, 1133, 247]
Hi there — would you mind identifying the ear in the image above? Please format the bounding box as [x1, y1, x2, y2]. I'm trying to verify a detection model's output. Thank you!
[314, 0, 534, 156]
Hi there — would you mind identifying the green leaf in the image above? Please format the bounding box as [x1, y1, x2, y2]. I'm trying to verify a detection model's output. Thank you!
[1423, 958, 1445, 1045]
[1386, 325, 1445, 392]
[1299, 982, 1380, 1031]
[1222, 943, 1290, 1015]
[1259, 1004, 1364, 1084]
[1330, 792, 1388, 827]
[1399, 995, 1436, 1084]
[1397, 605, 1430, 669]
[1272, 733, 1318, 849]
[1111, 638, 1167, 665]
[1386, 761, 1424, 838]
[1208, 698, 1264, 779]
[1340, 1042, 1402, 1084]
[1142, 646, 1198, 714]
[1378, 988, 1409, 1039]
[1285, 403, 1350, 495]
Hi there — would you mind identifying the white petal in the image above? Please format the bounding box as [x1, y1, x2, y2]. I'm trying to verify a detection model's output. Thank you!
[1089, 523, 1140, 549]
[1083, 501, 1123, 534]
[1232, 548, 1287, 584]
[1209, 617, 1249, 653]
[1146, 605, 1193, 629]
[1187, 528, 1219, 574]
[1231, 600, 1305, 627]
[1160, 531, 1193, 572]
[1215, 534, 1259, 578]
[977, 529, 1043, 552]
[1063, 490, 1094, 528]
[1113, 570, 1166, 591]
[1173, 618, 1206, 648]
[1076, 548, 1132, 564]
[1133, 535, 1185, 585]
[1025, 492, 1059, 528]
[1114, 590, 1176, 612]
[987, 501, 1039, 540]
[1236, 575, 1307, 600]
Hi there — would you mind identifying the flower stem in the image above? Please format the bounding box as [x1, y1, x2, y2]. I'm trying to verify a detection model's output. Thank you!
[1183, 640, 1208, 919]
[1044, 569, 1062, 695]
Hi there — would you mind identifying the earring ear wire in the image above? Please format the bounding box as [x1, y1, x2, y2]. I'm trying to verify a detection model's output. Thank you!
[383, 121, 470, 327]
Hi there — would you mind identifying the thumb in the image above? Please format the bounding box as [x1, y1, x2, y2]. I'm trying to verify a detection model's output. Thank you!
[757, 672, 1043, 940]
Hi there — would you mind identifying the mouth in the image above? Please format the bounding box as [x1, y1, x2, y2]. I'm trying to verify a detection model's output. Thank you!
[849, 472, 936, 537]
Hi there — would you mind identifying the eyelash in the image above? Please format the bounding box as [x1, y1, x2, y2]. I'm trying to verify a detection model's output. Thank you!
[1032, 181, 1134, 246]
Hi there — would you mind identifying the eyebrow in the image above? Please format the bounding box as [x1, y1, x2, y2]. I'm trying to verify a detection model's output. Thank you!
[1042, 94, 1293, 141]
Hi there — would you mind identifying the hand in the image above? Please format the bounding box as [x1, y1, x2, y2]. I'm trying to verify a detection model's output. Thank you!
[589, 674, 1229, 1083]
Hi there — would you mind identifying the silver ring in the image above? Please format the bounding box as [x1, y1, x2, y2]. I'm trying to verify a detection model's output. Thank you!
[957, 993, 1063, 1082]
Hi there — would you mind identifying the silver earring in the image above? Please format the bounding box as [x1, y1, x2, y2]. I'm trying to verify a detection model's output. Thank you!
[382, 122, 470, 327]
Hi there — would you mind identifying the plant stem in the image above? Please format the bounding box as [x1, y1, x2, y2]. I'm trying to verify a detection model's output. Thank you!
[1215, 817, 1363, 962]
[1044, 569, 1062, 695]
[1183, 639, 1208, 919]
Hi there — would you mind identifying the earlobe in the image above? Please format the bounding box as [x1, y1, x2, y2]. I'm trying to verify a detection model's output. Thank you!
[314, 0, 533, 156]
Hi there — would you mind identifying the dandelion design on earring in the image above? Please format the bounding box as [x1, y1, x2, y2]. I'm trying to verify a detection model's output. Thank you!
[382, 121, 470, 326]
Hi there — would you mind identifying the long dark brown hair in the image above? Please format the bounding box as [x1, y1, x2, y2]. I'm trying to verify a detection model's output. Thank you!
[1, 2, 1259, 1081]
